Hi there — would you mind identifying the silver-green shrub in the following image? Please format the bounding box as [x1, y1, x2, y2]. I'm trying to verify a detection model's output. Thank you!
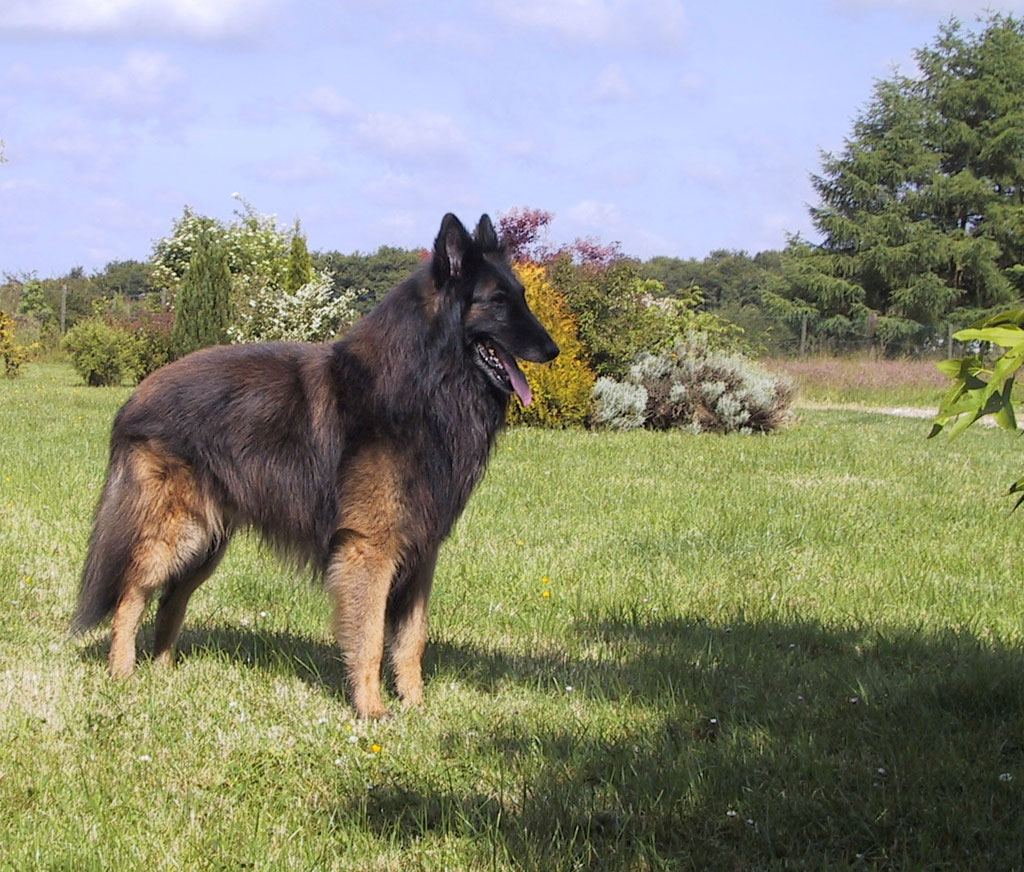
[590, 332, 794, 433]
[591, 377, 648, 430]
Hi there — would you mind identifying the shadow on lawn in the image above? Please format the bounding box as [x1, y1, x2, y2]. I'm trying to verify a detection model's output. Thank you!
[410, 618, 1024, 869]
[79, 614, 1024, 869]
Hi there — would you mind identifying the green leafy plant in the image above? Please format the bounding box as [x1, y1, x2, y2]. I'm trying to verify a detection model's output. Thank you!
[930, 308, 1024, 504]
[62, 317, 133, 386]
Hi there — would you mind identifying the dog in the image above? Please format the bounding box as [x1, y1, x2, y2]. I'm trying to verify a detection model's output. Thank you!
[72, 213, 559, 718]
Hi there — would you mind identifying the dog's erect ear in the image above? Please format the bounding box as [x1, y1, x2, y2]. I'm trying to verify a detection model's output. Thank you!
[433, 213, 472, 284]
[473, 214, 499, 252]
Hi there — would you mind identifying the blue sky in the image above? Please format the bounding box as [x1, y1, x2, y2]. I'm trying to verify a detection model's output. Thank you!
[2, 0, 1023, 278]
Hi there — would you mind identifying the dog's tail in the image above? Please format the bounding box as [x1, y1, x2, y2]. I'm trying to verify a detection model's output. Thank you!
[71, 446, 141, 634]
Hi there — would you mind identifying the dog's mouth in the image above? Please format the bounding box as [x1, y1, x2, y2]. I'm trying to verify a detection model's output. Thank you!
[474, 340, 533, 406]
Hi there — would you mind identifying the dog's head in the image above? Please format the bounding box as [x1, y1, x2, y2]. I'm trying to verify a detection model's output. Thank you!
[432, 213, 559, 407]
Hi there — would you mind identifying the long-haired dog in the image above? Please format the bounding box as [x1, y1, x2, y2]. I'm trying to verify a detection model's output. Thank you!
[73, 213, 559, 718]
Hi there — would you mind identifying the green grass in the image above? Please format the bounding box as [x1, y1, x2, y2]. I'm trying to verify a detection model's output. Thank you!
[3, 362, 1024, 870]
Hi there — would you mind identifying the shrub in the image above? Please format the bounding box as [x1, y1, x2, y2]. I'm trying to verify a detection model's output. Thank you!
[62, 317, 133, 386]
[120, 310, 175, 380]
[591, 333, 795, 434]
[590, 377, 648, 429]
[227, 273, 358, 343]
[506, 263, 595, 427]
[0, 311, 37, 377]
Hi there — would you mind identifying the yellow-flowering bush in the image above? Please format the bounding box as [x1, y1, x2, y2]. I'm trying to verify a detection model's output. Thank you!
[0, 312, 37, 378]
[508, 263, 595, 427]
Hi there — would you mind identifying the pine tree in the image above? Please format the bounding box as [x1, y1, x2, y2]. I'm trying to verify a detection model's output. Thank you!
[770, 14, 1024, 354]
[171, 229, 232, 358]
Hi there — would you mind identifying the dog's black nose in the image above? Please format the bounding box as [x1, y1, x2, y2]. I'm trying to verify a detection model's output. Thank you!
[520, 336, 559, 363]
[540, 337, 559, 362]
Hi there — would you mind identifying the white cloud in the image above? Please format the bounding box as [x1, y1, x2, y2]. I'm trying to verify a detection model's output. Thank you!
[252, 155, 335, 185]
[594, 63, 632, 101]
[681, 162, 729, 188]
[296, 85, 356, 120]
[360, 171, 423, 205]
[567, 199, 623, 228]
[0, 177, 54, 195]
[1, 0, 279, 40]
[353, 111, 469, 163]
[832, 0, 1017, 16]
[77, 51, 185, 115]
[13, 51, 191, 129]
[492, 0, 687, 48]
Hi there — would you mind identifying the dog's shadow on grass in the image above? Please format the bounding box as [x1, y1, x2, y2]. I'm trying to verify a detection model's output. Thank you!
[78, 614, 1024, 867]
[377, 617, 1024, 869]
[77, 613, 1024, 714]
[77, 623, 352, 702]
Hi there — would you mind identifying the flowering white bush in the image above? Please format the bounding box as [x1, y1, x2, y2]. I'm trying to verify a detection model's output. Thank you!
[152, 194, 291, 294]
[227, 272, 359, 344]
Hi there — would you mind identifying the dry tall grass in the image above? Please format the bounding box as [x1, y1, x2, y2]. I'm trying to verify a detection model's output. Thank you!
[764, 356, 948, 407]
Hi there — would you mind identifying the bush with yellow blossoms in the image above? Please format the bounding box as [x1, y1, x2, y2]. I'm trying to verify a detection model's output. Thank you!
[507, 263, 595, 428]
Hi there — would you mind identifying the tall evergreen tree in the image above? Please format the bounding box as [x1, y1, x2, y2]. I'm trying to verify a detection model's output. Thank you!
[768, 14, 1024, 353]
[171, 229, 232, 358]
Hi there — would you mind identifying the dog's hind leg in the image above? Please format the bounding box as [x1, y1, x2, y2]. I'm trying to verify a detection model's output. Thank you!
[152, 536, 230, 668]
[388, 547, 438, 709]
[326, 534, 399, 719]
[108, 446, 218, 678]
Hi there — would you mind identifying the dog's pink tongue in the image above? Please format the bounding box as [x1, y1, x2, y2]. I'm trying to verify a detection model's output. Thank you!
[496, 348, 533, 407]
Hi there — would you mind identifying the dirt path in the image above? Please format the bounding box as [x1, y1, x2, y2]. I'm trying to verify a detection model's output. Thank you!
[795, 402, 937, 419]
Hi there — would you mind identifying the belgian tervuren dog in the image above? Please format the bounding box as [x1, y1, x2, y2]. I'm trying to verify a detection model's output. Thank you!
[72, 213, 559, 718]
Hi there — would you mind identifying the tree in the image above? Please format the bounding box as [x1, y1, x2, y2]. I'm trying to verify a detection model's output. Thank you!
[317, 246, 423, 314]
[931, 307, 1024, 507]
[285, 220, 314, 293]
[769, 14, 1024, 354]
[171, 230, 232, 358]
[152, 196, 290, 299]
[16, 278, 55, 326]
[497, 207, 554, 262]
[92, 260, 157, 300]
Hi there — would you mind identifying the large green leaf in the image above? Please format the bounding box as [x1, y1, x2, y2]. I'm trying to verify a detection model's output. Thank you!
[953, 325, 1024, 347]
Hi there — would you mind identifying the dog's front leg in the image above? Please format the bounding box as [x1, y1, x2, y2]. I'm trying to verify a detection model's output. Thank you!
[326, 534, 397, 719]
[388, 546, 438, 708]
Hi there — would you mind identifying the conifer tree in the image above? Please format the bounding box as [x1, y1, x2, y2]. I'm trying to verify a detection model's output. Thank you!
[171, 229, 232, 358]
[286, 220, 313, 293]
[768, 14, 1024, 353]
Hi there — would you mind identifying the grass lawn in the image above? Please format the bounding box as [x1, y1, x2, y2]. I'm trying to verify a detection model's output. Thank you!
[2, 362, 1023, 870]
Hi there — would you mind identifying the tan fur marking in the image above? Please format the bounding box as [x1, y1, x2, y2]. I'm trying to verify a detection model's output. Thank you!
[107, 444, 219, 678]
[390, 548, 437, 708]
[327, 446, 408, 718]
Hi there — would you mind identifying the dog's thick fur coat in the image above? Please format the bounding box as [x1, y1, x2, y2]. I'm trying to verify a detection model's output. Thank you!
[73, 213, 558, 718]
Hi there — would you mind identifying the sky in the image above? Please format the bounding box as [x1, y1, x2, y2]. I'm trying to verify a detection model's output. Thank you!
[3, 0, 1024, 279]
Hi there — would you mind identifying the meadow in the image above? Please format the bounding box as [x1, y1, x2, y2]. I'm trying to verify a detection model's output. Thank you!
[2, 361, 1023, 870]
